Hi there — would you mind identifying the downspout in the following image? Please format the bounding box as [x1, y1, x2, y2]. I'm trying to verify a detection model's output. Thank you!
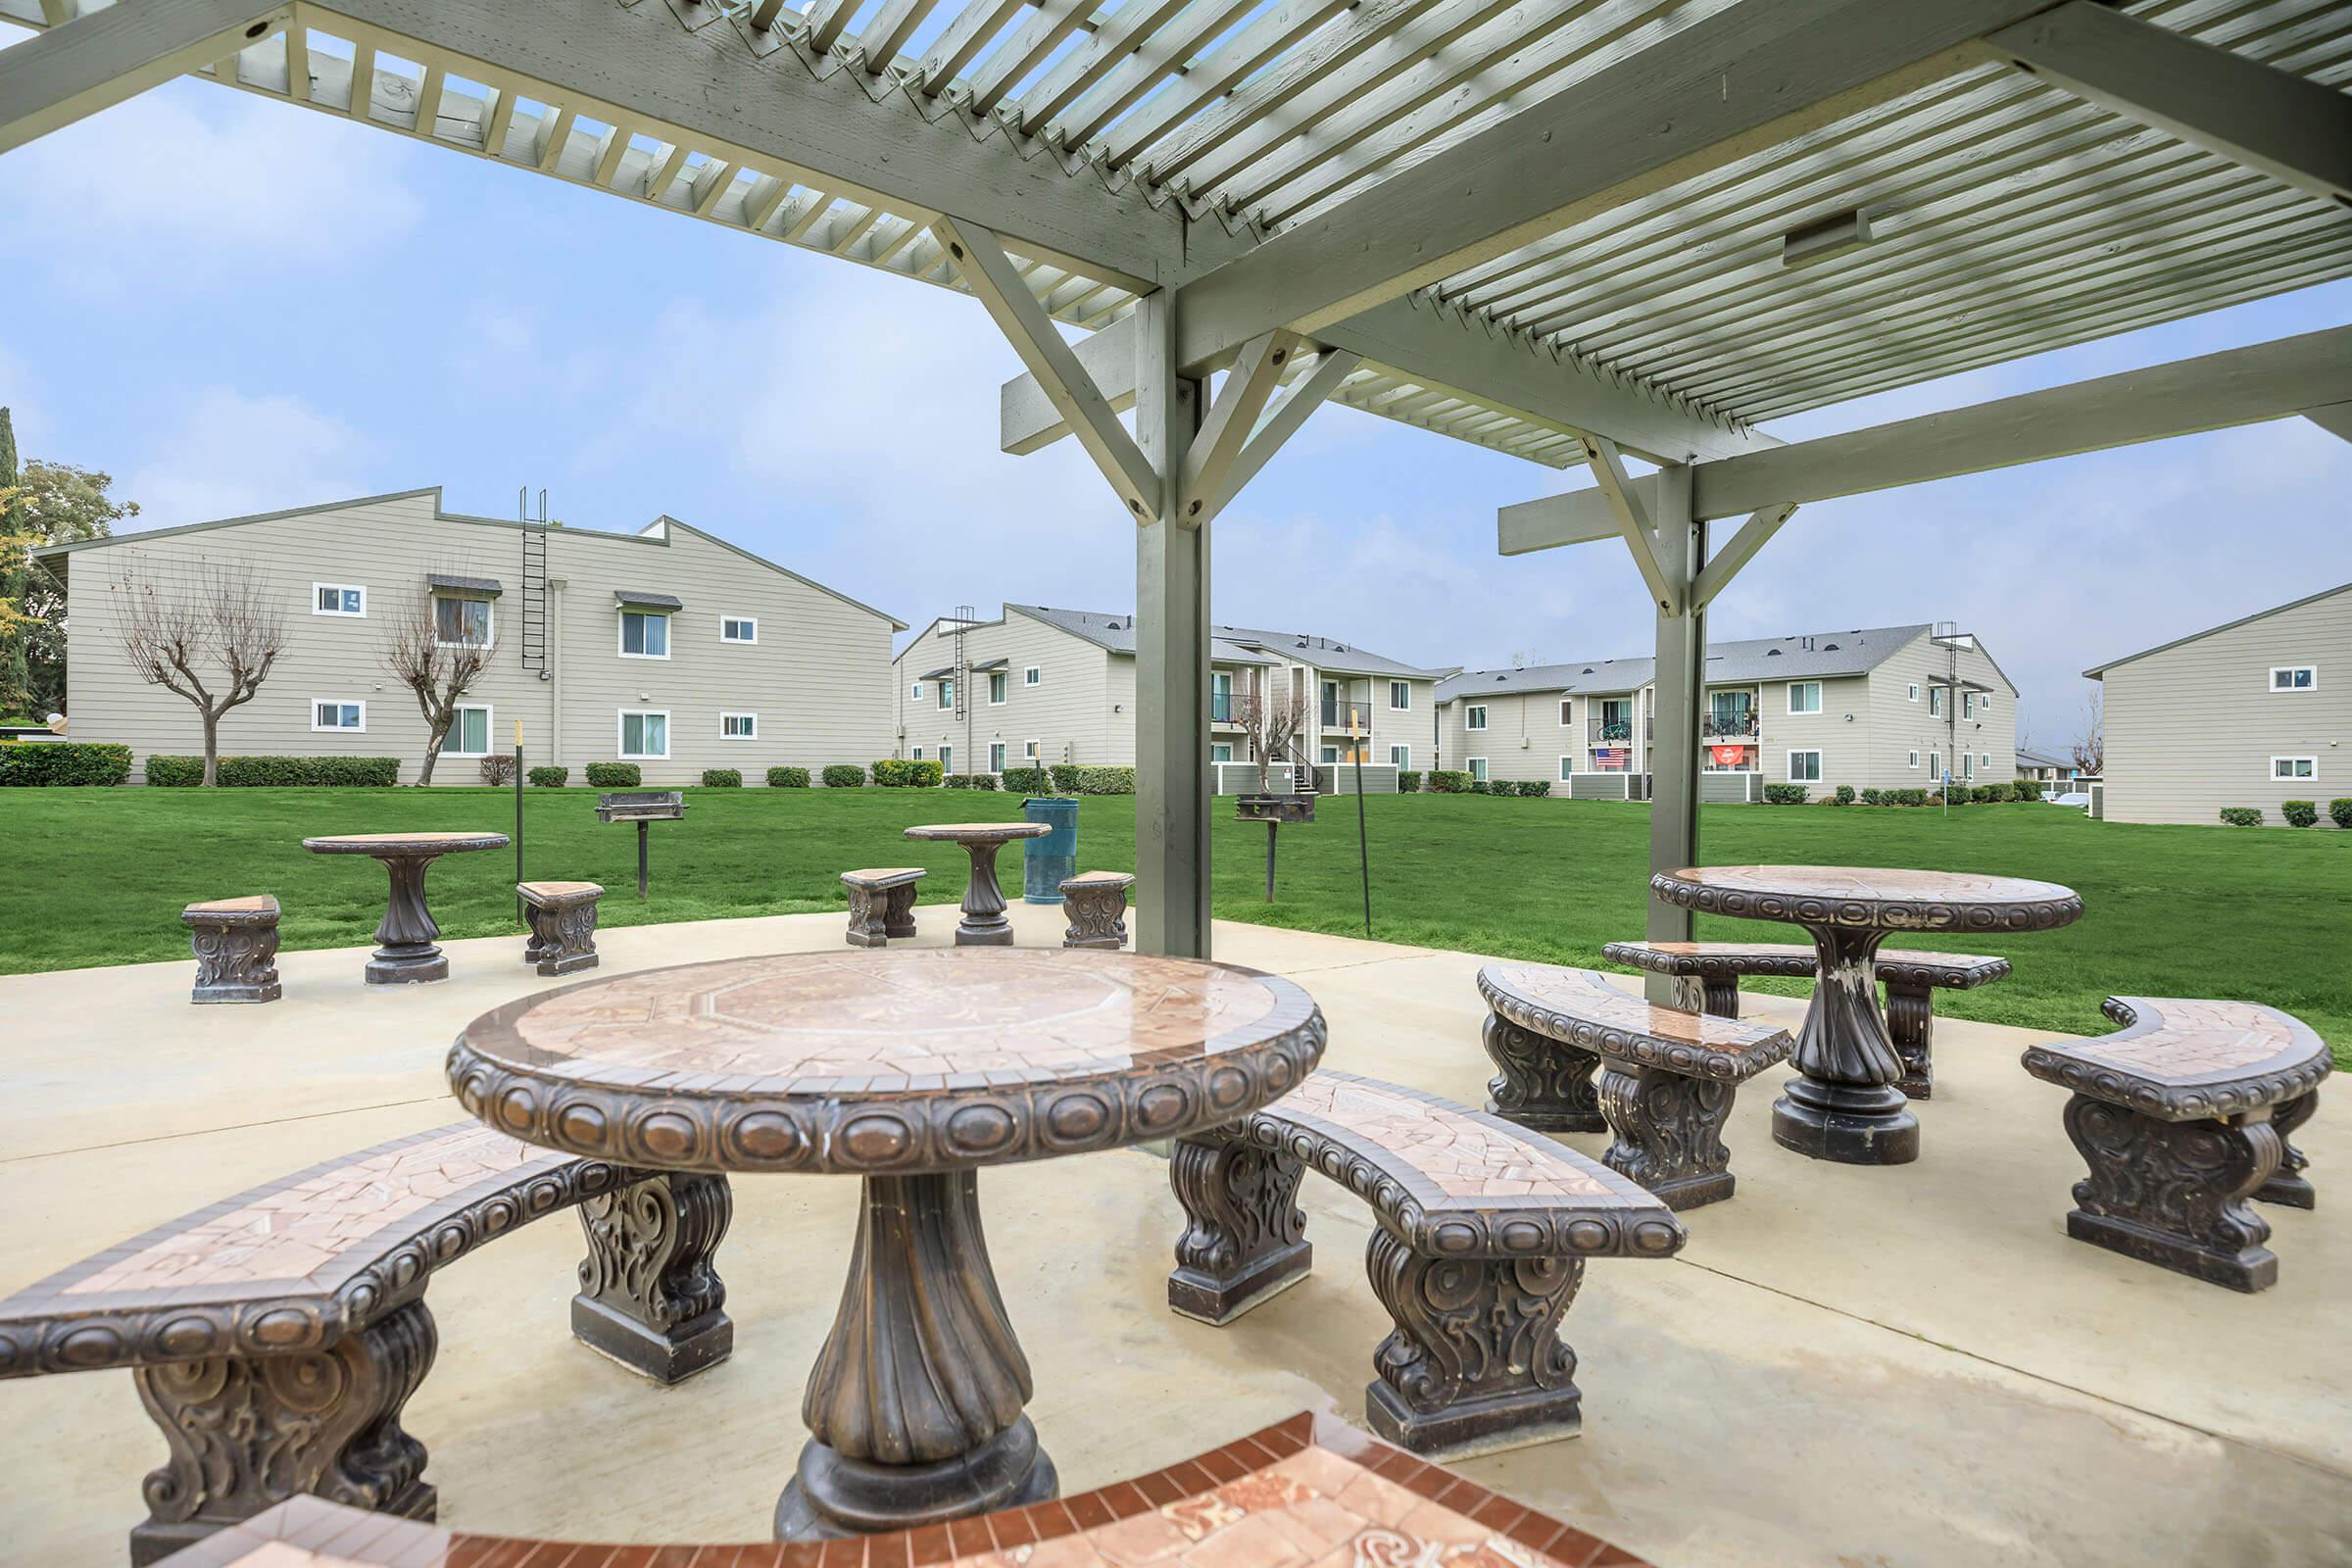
[547, 578, 565, 767]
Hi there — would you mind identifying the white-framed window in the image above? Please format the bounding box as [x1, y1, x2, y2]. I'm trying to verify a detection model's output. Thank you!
[313, 583, 366, 617]
[940, 744, 953, 773]
[937, 677, 955, 710]
[1024, 665, 1042, 687]
[434, 595, 492, 647]
[445, 705, 492, 757]
[618, 609, 670, 659]
[1980, 752, 1991, 773]
[618, 710, 669, 760]
[1466, 705, 1489, 731]
[1929, 750, 1942, 780]
[912, 746, 925, 760]
[1558, 756, 1575, 781]
[1023, 739, 1040, 761]
[1210, 670, 1233, 721]
[1908, 750, 1920, 769]
[1320, 745, 1340, 764]
[1906, 682, 1918, 702]
[2273, 756, 2318, 780]
[720, 615, 758, 643]
[1210, 742, 1234, 763]
[1390, 744, 1410, 767]
[721, 711, 758, 741]
[989, 742, 1005, 772]
[311, 699, 366, 732]
[1787, 681, 1823, 714]
[1468, 758, 1489, 783]
[1558, 699, 1573, 726]
[1961, 753, 1975, 780]
[1788, 750, 1823, 783]
[2271, 665, 2318, 692]
[989, 671, 1006, 705]
[1389, 680, 1410, 710]
[910, 681, 924, 700]
[1929, 687, 1944, 717]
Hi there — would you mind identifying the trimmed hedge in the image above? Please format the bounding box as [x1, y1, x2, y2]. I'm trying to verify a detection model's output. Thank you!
[1076, 765, 1135, 794]
[701, 768, 743, 788]
[1763, 783, 1809, 805]
[149, 755, 402, 787]
[871, 759, 912, 787]
[1513, 779, 1549, 798]
[1396, 770, 1422, 794]
[2332, 798, 2352, 829]
[2281, 799, 2317, 828]
[2014, 778, 2045, 801]
[911, 760, 945, 787]
[1892, 787, 1929, 807]
[527, 766, 570, 788]
[1860, 788, 1883, 806]
[1001, 766, 1050, 793]
[823, 764, 868, 788]
[2220, 806, 2264, 827]
[768, 766, 811, 788]
[584, 762, 641, 788]
[1050, 764, 1082, 793]
[145, 755, 204, 787]
[1427, 769, 1472, 794]
[0, 741, 130, 786]
[945, 773, 1000, 790]
[1833, 784, 1856, 806]
[1971, 783, 2011, 804]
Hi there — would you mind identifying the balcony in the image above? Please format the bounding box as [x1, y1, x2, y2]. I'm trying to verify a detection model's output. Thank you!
[1210, 692, 1235, 723]
[1701, 711, 1760, 741]
[1321, 700, 1371, 732]
[1587, 716, 1644, 747]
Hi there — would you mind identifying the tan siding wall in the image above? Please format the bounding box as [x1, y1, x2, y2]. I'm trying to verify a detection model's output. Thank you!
[891, 615, 1121, 770]
[57, 495, 897, 785]
[1860, 634, 2017, 792]
[2100, 589, 2351, 825]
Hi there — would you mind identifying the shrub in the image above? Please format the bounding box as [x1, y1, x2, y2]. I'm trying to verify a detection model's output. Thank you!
[1763, 783, 1809, 806]
[527, 765, 570, 788]
[1396, 770, 1422, 794]
[2332, 799, 2352, 829]
[2219, 806, 2264, 827]
[585, 762, 642, 788]
[871, 759, 912, 786]
[767, 766, 811, 788]
[824, 763, 869, 788]
[2281, 799, 2317, 828]
[0, 741, 130, 786]
[145, 755, 205, 787]
[2014, 779, 2044, 801]
[1077, 765, 1136, 795]
[1859, 788, 1882, 806]
[701, 768, 743, 788]
[1001, 766, 1050, 793]
[1517, 779, 1550, 798]
[1894, 787, 1929, 807]
[945, 773, 1001, 790]
[1050, 763, 1083, 793]
[910, 759, 946, 788]
[1971, 783, 2009, 804]
[1934, 788, 1967, 808]
[478, 756, 517, 787]
[1833, 784, 1856, 806]
[1428, 769, 1472, 794]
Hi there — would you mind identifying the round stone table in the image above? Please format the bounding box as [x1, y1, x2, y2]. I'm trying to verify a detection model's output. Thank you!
[904, 821, 1052, 946]
[302, 831, 511, 984]
[446, 947, 1326, 1540]
[1651, 866, 2082, 1166]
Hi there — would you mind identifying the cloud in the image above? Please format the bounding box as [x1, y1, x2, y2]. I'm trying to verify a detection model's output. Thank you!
[0, 82, 422, 294]
[125, 389, 372, 527]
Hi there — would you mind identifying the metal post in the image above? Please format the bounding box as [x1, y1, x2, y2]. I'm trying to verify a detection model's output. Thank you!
[513, 722, 524, 926]
[637, 820, 650, 900]
[1264, 820, 1277, 903]
[1645, 465, 1706, 1004]
[1132, 288, 1210, 957]
[1352, 717, 1370, 937]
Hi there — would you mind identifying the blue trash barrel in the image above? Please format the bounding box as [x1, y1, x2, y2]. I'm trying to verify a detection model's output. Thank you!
[1021, 796, 1079, 904]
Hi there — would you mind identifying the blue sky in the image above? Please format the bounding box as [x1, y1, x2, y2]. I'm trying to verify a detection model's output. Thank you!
[3, 76, 2345, 756]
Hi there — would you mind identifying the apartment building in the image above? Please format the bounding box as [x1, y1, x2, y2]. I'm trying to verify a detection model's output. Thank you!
[2086, 580, 2349, 826]
[35, 487, 902, 784]
[890, 605, 1448, 784]
[1436, 623, 2017, 796]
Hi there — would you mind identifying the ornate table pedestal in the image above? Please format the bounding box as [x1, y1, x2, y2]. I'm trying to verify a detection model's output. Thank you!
[776, 1170, 1056, 1537]
[905, 823, 1052, 947]
[304, 834, 510, 986]
[1771, 922, 1916, 1164]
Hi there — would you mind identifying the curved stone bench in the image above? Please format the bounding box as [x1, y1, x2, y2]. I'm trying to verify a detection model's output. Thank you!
[156, 1409, 1655, 1568]
[1481, 964, 1792, 1208]
[1167, 1070, 1685, 1459]
[1601, 939, 2010, 1098]
[0, 1123, 733, 1563]
[2022, 997, 2330, 1292]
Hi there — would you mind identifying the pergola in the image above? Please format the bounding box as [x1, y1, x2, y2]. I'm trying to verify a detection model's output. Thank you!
[4, 0, 2347, 963]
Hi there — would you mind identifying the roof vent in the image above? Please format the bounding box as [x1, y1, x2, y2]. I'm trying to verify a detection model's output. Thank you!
[1823, 642, 1839, 651]
[1767, 648, 1783, 657]
[1581, 666, 1593, 674]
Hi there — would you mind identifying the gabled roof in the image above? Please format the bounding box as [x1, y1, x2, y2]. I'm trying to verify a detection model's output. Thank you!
[2084, 581, 2352, 677]
[2016, 746, 2076, 769]
[1006, 606, 1448, 678]
[1438, 625, 1933, 703]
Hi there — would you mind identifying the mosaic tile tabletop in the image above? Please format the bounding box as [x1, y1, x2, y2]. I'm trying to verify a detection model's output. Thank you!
[1482, 965, 1782, 1054]
[904, 822, 1054, 840]
[153, 1412, 1649, 1568]
[302, 832, 512, 853]
[461, 949, 1314, 1096]
[1665, 865, 2076, 907]
[1612, 941, 2004, 974]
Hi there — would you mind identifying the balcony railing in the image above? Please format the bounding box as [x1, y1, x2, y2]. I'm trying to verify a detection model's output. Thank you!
[1700, 711, 1759, 740]
[1210, 692, 1234, 723]
[1587, 717, 1642, 747]
[1321, 700, 1371, 732]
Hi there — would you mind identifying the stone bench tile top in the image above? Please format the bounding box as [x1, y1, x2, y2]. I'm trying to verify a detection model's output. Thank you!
[151, 1411, 1650, 1568]
[2022, 997, 2332, 1122]
[182, 896, 280, 921]
[1480, 963, 1791, 1080]
[1602, 940, 2010, 988]
[0, 1124, 630, 1379]
[1064, 870, 1135, 886]
[516, 880, 602, 900]
[1246, 1071, 1685, 1261]
[841, 866, 927, 883]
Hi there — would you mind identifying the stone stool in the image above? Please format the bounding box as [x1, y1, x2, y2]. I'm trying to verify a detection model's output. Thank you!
[518, 881, 604, 976]
[841, 867, 925, 948]
[182, 896, 283, 1004]
[1060, 870, 1135, 950]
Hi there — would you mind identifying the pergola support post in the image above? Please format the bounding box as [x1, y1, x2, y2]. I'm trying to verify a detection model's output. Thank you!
[1132, 290, 1211, 958]
[1643, 466, 1705, 1006]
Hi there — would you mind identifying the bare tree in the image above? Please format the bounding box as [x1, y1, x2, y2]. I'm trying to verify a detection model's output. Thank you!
[2071, 689, 2104, 777]
[112, 562, 287, 786]
[1235, 685, 1306, 791]
[383, 590, 496, 785]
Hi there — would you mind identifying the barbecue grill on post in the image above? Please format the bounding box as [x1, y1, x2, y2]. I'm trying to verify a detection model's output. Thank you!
[595, 791, 686, 898]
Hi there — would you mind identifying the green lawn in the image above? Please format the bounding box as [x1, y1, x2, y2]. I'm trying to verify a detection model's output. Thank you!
[2, 787, 2344, 1059]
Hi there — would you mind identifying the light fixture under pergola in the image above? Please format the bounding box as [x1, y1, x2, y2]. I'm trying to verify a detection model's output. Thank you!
[3, 0, 2346, 964]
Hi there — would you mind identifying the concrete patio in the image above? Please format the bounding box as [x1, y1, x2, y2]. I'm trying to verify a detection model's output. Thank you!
[1, 905, 2343, 1568]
